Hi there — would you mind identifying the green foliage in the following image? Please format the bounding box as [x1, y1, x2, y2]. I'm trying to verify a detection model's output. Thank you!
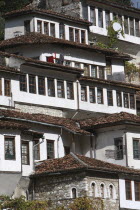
[0, 0, 31, 13]
[69, 197, 94, 210]
[125, 61, 140, 82]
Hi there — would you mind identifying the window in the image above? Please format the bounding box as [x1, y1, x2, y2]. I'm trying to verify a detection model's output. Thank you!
[133, 139, 140, 159]
[98, 9, 103, 28]
[130, 18, 134, 36]
[105, 11, 110, 28]
[123, 93, 129, 108]
[24, 20, 30, 34]
[91, 183, 96, 197]
[114, 138, 123, 160]
[105, 60, 112, 77]
[50, 23, 55, 37]
[69, 28, 74, 41]
[38, 77, 45, 95]
[90, 7, 96, 26]
[67, 82, 74, 100]
[84, 64, 89, 76]
[72, 188, 77, 199]
[81, 30, 86, 43]
[33, 139, 40, 160]
[75, 62, 81, 69]
[109, 185, 113, 199]
[99, 66, 104, 79]
[124, 16, 129, 34]
[44, 22, 49, 35]
[0, 78, 2, 95]
[20, 75, 27, 92]
[22, 141, 29, 165]
[100, 184, 104, 198]
[57, 80, 65, 98]
[64, 60, 72, 67]
[125, 180, 132, 200]
[116, 92, 122, 107]
[130, 94, 135, 109]
[107, 90, 113, 106]
[4, 79, 11, 96]
[97, 88, 103, 104]
[89, 87, 96, 103]
[47, 140, 54, 159]
[48, 78, 55, 97]
[5, 136, 15, 160]
[91, 65, 97, 78]
[135, 19, 140, 37]
[64, 146, 70, 155]
[37, 20, 42, 33]
[29, 75, 36, 94]
[75, 29, 80, 42]
[59, 23, 65, 39]
[81, 86, 87, 101]
[135, 181, 140, 201]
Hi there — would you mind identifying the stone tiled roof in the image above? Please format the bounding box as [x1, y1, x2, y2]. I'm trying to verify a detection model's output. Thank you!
[0, 33, 131, 60]
[80, 76, 140, 91]
[0, 65, 19, 74]
[0, 109, 89, 135]
[0, 120, 30, 130]
[33, 153, 140, 176]
[3, 5, 91, 26]
[80, 112, 140, 129]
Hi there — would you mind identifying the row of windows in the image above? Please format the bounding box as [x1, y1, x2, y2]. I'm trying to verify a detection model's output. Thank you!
[90, 7, 140, 37]
[72, 183, 115, 199]
[36, 20, 86, 43]
[20, 75, 74, 99]
[125, 180, 140, 201]
[81, 86, 135, 109]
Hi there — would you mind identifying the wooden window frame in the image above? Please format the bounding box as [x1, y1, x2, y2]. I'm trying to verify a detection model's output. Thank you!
[90, 7, 96, 26]
[89, 87, 96, 103]
[81, 30, 86, 44]
[75, 29, 80, 43]
[47, 140, 55, 159]
[67, 82, 74, 100]
[125, 180, 132, 200]
[130, 18, 134, 36]
[69, 27, 74, 42]
[134, 181, 140, 201]
[114, 138, 123, 160]
[91, 65, 97, 78]
[81, 86, 87, 102]
[133, 139, 140, 160]
[37, 20, 42, 33]
[38, 76, 45, 95]
[107, 90, 113, 106]
[4, 136, 15, 160]
[50, 23, 55, 37]
[59, 23, 65, 39]
[135, 19, 140, 37]
[57, 80, 65, 98]
[4, 79, 11, 97]
[98, 66, 105, 79]
[97, 88, 103, 104]
[130, 94, 135, 109]
[29, 75, 36, 94]
[20, 74, 27, 92]
[116, 91, 122, 107]
[123, 93, 129, 108]
[44, 22, 49, 35]
[98, 9, 103, 28]
[22, 141, 30, 165]
[47, 78, 55, 97]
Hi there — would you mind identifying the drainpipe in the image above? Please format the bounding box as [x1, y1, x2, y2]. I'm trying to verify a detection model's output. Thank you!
[124, 132, 128, 167]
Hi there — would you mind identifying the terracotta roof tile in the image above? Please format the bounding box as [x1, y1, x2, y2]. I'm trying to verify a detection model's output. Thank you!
[0, 65, 19, 74]
[34, 153, 140, 176]
[0, 33, 131, 60]
[80, 112, 140, 129]
[0, 120, 29, 130]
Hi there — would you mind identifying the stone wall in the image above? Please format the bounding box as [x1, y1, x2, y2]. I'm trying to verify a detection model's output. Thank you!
[29, 171, 119, 210]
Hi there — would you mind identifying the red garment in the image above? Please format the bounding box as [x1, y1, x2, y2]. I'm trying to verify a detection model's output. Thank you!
[47, 56, 54, 63]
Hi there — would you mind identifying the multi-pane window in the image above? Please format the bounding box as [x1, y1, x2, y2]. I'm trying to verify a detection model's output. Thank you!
[89, 87, 96, 103]
[5, 136, 15, 160]
[98, 9, 103, 28]
[59, 23, 65, 39]
[105, 60, 112, 77]
[124, 93, 129, 108]
[50, 23, 55, 37]
[97, 88, 103, 104]
[107, 90, 113, 106]
[57, 80, 65, 98]
[84, 64, 89, 76]
[69, 28, 74, 41]
[4, 79, 11, 96]
[20, 75, 27, 92]
[47, 140, 54, 159]
[48, 78, 55, 97]
[105, 11, 110, 28]
[116, 92, 122, 107]
[33, 139, 40, 160]
[130, 18, 134, 36]
[64, 60, 72, 67]
[75, 62, 81, 69]
[125, 180, 132, 200]
[90, 7, 96, 26]
[124, 16, 129, 34]
[81, 30, 86, 43]
[130, 94, 135, 109]
[67, 82, 74, 100]
[44, 22, 49, 35]
[75, 29, 80, 42]
[114, 138, 123, 160]
[135, 19, 140, 37]
[64, 146, 70, 155]
[29, 75, 36, 94]
[38, 77, 45, 95]
[99, 66, 104, 79]
[37, 20, 42, 33]
[22, 141, 29, 165]
[24, 20, 30, 34]
[91, 65, 97, 78]
[135, 181, 140, 201]
[133, 139, 140, 159]
[81, 86, 87, 101]
[118, 15, 122, 25]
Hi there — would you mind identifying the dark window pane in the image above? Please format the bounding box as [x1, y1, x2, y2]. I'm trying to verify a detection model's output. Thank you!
[125, 180, 132, 200]
[81, 86, 87, 101]
[22, 141, 29, 165]
[59, 23, 65, 39]
[135, 20, 140, 37]
[50, 23, 55, 37]
[24, 20, 30, 34]
[37, 21, 42, 33]
[98, 9, 103, 28]
[29, 75, 36, 94]
[44, 22, 49, 35]
[135, 181, 140, 201]
[130, 94, 135, 109]
[124, 16, 129, 34]
[20, 75, 27, 92]
[130, 18, 134, 36]
[5, 137, 15, 160]
[4, 79, 11, 96]
[107, 90, 113, 106]
[124, 93, 129, 108]
[99, 66, 104, 79]
[97, 88, 103, 104]
[81, 30, 86, 43]
[91, 65, 97, 78]
[89, 88, 96, 103]
[33, 140, 40, 160]
[64, 146, 70, 155]
[38, 77, 45, 95]
[57, 81, 65, 98]
[133, 140, 140, 159]
[84, 64, 89, 76]
[105, 11, 110, 28]
[47, 140, 54, 159]
[90, 7, 96, 26]
[48, 78, 55, 97]
[67, 82, 74, 100]
[116, 92, 122, 107]
[114, 138, 123, 160]
[69, 28, 74, 41]
[75, 29, 80, 42]
[72, 188, 77, 199]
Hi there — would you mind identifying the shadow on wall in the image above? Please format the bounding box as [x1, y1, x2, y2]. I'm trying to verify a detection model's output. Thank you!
[108, 72, 125, 82]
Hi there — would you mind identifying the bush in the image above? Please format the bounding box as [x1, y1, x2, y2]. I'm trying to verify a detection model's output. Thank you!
[69, 197, 93, 210]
